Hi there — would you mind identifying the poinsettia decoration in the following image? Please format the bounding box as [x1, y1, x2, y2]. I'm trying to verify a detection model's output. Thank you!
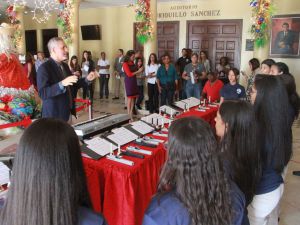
[134, 0, 154, 45]
[57, 0, 74, 44]
[250, 0, 275, 48]
[6, 4, 22, 48]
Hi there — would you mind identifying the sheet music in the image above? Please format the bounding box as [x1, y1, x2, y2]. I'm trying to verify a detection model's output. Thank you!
[141, 113, 171, 126]
[107, 127, 138, 146]
[0, 162, 10, 186]
[174, 97, 200, 109]
[84, 137, 117, 156]
[159, 106, 179, 116]
[130, 121, 154, 135]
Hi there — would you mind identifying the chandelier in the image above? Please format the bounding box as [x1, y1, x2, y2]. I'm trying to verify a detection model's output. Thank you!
[31, 0, 59, 23]
[7, 0, 59, 24]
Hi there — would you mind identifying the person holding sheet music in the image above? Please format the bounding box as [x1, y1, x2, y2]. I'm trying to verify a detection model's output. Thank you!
[182, 53, 205, 99]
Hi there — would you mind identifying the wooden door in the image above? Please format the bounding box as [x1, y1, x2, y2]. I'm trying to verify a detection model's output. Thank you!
[25, 30, 37, 55]
[157, 21, 179, 62]
[42, 29, 58, 57]
[187, 20, 242, 70]
[134, 21, 179, 63]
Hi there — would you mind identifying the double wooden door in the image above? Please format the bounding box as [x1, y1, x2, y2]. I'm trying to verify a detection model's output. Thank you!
[187, 20, 242, 70]
[134, 21, 179, 62]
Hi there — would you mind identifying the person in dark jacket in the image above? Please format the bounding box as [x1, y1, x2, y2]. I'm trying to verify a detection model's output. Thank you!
[37, 37, 98, 122]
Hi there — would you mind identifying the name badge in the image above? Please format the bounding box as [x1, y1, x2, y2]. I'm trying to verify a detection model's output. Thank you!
[83, 65, 89, 72]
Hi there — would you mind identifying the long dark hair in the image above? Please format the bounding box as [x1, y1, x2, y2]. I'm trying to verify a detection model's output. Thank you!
[219, 100, 262, 205]
[261, 58, 275, 68]
[274, 62, 290, 75]
[249, 58, 260, 71]
[253, 75, 292, 170]
[124, 50, 135, 63]
[69, 55, 79, 70]
[279, 73, 300, 120]
[199, 50, 208, 63]
[158, 117, 232, 225]
[147, 53, 158, 66]
[0, 118, 91, 225]
[81, 50, 91, 63]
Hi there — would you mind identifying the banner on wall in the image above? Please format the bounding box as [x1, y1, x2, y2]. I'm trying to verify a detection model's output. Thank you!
[158, 4, 221, 19]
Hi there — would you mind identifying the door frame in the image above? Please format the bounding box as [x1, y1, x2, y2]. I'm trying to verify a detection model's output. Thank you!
[186, 19, 243, 68]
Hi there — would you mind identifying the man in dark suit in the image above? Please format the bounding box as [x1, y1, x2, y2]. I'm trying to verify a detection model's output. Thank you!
[37, 37, 98, 122]
[274, 22, 296, 54]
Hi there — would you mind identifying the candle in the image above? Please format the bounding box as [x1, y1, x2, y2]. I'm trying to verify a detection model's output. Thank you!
[161, 118, 164, 126]
[118, 144, 121, 156]
[208, 96, 211, 104]
[110, 143, 113, 156]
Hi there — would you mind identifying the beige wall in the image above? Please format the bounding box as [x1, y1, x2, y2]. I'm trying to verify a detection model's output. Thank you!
[23, 0, 300, 92]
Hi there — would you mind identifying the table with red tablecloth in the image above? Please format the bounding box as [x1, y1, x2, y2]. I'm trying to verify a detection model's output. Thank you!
[177, 105, 218, 127]
[83, 136, 167, 225]
[83, 105, 218, 225]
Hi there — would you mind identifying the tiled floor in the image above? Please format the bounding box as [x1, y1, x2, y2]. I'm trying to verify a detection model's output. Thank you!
[73, 96, 300, 225]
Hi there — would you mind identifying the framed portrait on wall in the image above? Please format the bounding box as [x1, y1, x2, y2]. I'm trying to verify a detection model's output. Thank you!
[270, 14, 300, 58]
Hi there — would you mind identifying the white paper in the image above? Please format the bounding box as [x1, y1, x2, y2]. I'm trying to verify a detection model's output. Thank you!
[107, 127, 138, 146]
[0, 162, 10, 186]
[84, 137, 117, 156]
[158, 106, 179, 117]
[141, 113, 171, 126]
[130, 121, 154, 135]
[174, 97, 200, 109]
[190, 72, 195, 84]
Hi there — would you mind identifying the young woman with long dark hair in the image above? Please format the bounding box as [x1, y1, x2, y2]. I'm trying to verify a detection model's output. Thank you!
[260, 58, 275, 74]
[69, 55, 82, 76]
[81, 50, 95, 100]
[270, 62, 290, 76]
[143, 117, 246, 225]
[248, 75, 292, 225]
[0, 118, 106, 225]
[145, 53, 160, 113]
[215, 100, 262, 207]
[244, 58, 260, 100]
[220, 68, 246, 104]
[122, 50, 143, 121]
[279, 73, 300, 126]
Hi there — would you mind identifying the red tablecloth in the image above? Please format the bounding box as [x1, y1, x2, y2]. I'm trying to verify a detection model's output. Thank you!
[83, 139, 167, 225]
[177, 105, 218, 127]
[83, 106, 218, 225]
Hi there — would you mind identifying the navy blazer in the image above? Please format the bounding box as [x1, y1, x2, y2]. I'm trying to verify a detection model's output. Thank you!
[143, 183, 248, 225]
[37, 58, 86, 121]
[78, 207, 107, 225]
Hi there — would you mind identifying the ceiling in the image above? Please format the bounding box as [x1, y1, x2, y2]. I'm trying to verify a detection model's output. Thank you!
[0, 0, 196, 10]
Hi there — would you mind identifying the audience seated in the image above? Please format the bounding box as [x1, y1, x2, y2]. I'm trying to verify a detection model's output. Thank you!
[0, 118, 107, 225]
[143, 117, 246, 225]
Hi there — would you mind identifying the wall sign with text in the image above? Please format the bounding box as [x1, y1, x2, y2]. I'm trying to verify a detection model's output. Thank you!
[158, 5, 221, 19]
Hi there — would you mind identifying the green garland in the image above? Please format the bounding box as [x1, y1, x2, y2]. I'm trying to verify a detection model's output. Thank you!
[250, 0, 276, 48]
[134, 0, 153, 45]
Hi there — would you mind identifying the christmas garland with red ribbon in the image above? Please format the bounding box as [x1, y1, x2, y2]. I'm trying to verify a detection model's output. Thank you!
[57, 0, 74, 44]
[134, 0, 154, 45]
